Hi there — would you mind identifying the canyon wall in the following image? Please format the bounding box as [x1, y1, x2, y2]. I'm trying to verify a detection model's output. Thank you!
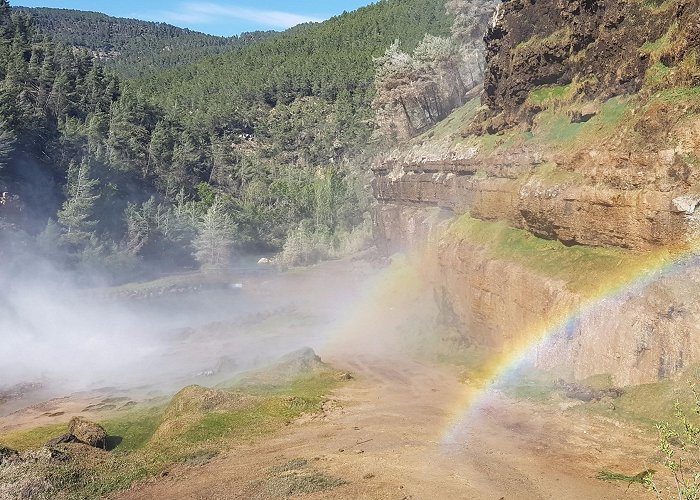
[372, 0, 700, 385]
[374, 155, 700, 385]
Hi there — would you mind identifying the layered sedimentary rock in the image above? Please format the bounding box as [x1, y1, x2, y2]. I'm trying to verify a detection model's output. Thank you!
[375, 200, 700, 385]
[373, 150, 695, 250]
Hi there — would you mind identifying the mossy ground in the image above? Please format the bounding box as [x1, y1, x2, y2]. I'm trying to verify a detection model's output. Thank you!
[570, 366, 700, 427]
[447, 213, 673, 295]
[527, 83, 575, 106]
[263, 458, 347, 497]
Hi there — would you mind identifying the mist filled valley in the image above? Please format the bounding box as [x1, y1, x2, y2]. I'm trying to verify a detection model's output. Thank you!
[4, 0, 700, 498]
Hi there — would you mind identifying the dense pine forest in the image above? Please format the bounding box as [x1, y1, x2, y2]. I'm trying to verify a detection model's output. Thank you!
[0, 0, 493, 283]
[13, 7, 276, 79]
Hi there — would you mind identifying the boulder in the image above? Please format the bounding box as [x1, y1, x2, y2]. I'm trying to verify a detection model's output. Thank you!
[68, 417, 108, 449]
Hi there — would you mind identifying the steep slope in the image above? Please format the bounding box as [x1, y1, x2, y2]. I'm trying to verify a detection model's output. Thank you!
[372, 0, 700, 385]
[133, 0, 452, 129]
[12, 7, 275, 79]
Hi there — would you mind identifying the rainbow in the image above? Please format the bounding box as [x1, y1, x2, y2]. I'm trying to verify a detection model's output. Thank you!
[440, 244, 700, 445]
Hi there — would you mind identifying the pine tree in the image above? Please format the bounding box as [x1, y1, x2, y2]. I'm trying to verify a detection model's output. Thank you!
[57, 158, 100, 248]
[192, 196, 235, 270]
[0, 118, 14, 169]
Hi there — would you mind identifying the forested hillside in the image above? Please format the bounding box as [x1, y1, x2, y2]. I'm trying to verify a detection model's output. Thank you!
[12, 7, 275, 79]
[0, 0, 495, 283]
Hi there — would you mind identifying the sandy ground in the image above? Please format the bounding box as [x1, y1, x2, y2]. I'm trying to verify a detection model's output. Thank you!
[110, 351, 656, 500]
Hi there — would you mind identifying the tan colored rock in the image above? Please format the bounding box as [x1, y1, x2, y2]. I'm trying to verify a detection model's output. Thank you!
[68, 417, 108, 449]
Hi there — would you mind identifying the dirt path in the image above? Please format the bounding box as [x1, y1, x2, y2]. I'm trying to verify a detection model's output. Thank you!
[112, 352, 655, 499]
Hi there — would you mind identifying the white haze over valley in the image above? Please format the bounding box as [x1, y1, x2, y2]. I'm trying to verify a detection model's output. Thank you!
[0, 250, 360, 408]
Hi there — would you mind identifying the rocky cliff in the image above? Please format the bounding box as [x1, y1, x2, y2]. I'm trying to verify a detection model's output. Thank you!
[372, 0, 700, 385]
[481, 0, 700, 130]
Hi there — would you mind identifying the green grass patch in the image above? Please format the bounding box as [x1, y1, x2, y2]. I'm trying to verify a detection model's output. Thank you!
[264, 457, 348, 496]
[528, 84, 574, 105]
[538, 112, 586, 144]
[468, 128, 524, 155]
[514, 28, 572, 54]
[0, 423, 66, 451]
[0, 370, 342, 499]
[641, 27, 674, 57]
[101, 405, 165, 451]
[269, 457, 309, 474]
[501, 380, 557, 402]
[531, 96, 631, 149]
[645, 62, 671, 89]
[571, 366, 700, 430]
[596, 469, 655, 485]
[573, 378, 680, 426]
[266, 471, 347, 497]
[596, 97, 630, 125]
[447, 213, 670, 295]
[649, 86, 700, 104]
[189, 377, 333, 442]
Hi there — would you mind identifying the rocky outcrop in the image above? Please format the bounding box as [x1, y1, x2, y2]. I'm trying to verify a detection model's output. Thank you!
[372, 202, 700, 385]
[67, 417, 108, 449]
[373, 143, 699, 250]
[435, 226, 700, 385]
[482, 0, 700, 129]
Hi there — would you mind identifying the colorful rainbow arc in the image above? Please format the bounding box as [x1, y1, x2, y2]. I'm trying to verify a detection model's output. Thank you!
[440, 245, 700, 445]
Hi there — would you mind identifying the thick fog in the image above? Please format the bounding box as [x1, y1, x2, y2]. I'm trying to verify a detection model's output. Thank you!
[0, 240, 368, 410]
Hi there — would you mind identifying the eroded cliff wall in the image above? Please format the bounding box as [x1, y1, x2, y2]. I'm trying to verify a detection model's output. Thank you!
[372, 0, 700, 385]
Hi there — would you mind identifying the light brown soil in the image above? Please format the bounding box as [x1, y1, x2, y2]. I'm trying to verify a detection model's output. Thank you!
[111, 352, 656, 500]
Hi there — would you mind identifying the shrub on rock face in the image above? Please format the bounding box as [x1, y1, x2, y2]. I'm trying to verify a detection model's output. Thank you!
[68, 417, 108, 449]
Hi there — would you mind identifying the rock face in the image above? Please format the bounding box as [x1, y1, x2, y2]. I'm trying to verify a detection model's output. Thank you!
[482, 0, 700, 129]
[373, 149, 694, 250]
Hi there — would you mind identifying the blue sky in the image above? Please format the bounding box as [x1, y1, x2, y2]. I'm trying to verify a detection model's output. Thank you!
[14, 1, 376, 36]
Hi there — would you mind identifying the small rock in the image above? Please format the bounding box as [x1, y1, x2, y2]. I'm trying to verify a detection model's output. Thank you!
[363, 473, 375, 479]
[45, 434, 79, 447]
